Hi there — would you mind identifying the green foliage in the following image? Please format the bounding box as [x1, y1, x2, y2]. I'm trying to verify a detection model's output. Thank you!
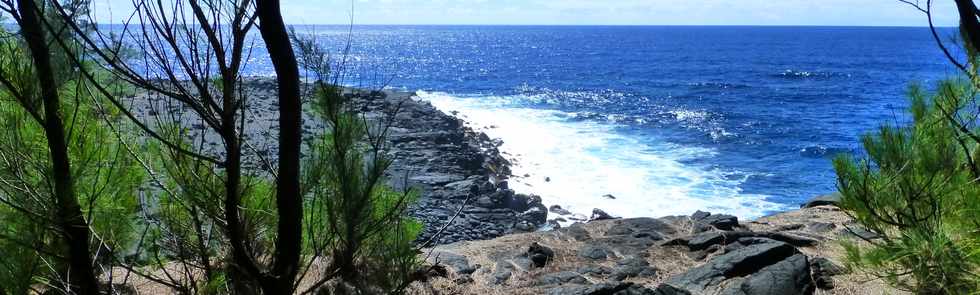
[0, 10, 425, 294]
[145, 121, 285, 291]
[150, 135, 223, 264]
[834, 80, 980, 294]
[0, 205, 43, 293]
[0, 22, 145, 292]
[301, 77, 421, 291]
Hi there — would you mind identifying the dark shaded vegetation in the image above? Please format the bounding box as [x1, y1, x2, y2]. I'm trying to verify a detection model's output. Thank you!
[0, 0, 429, 294]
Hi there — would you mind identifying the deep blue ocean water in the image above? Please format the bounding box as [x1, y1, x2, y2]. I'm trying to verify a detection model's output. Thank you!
[277, 26, 955, 219]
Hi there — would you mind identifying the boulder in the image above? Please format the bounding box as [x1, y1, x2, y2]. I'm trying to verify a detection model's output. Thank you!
[430, 252, 477, 275]
[660, 241, 796, 292]
[691, 210, 711, 220]
[657, 239, 814, 295]
[526, 242, 555, 268]
[610, 256, 658, 281]
[590, 208, 617, 221]
[576, 218, 675, 255]
[737, 253, 815, 295]
[519, 203, 548, 225]
[609, 218, 677, 237]
[702, 214, 739, 231]
[550, 205, 573, 215]
[480, 189, 513, 209]
[578, 244, 611, 260]
[558, 225, 592, 241]
[548, 219, 564, 229]
[512, 220, 539, 233]
[685, 231, 819, 251]
[504, 193, 542, 213]
[800, 193, 841, 208]
[691, 211, 739, 231]
[810, 257, 847, 290]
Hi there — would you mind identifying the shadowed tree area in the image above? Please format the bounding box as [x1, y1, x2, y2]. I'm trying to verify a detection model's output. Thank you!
[0, 0, 431, 293]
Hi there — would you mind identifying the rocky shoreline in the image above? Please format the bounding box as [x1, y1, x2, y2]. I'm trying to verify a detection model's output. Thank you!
[128, 78, 549, 245]
[412, 203, 896, 295]
[348, 88, 549, 244]
[131, 79, 886, 294]
[325, 86, 889, 295]
[356, 89, 891, 294]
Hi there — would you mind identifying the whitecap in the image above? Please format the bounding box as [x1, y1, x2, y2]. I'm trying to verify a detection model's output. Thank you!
[417, 90, 787, 227]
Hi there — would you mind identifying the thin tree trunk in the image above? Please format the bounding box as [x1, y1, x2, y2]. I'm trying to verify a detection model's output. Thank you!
[255, 0, 303, 292]
[220, 79, 265, 289]
[223, 121, 256, 285]
[16, 0, 99, 293]
[955, 0, 980, 50]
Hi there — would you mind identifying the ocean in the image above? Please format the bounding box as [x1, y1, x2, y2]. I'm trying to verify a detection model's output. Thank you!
[274, 25, 956, 220]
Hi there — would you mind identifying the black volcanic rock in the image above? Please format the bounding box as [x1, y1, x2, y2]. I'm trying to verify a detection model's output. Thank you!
[432, 251, 478, 275]
[685, 231, 819, 251]
[526, 242, 555, 268]
[691, 210, 739, 231]
[547, 282, 658, 295]
[417, 206, 875, 295]
[691, 210, 711, 220]
[800, 193, 841, 208]
[658, 239, 814, 295]
[578, 244, 610, 260]
[610, 256, 658, 281]
[810, 257, 847, 290]
[550, 205, 573, 215]
[590, 208, 616, 221]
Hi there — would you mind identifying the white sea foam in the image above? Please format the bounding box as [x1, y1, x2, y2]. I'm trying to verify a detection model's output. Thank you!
[417, 91, 787, 225]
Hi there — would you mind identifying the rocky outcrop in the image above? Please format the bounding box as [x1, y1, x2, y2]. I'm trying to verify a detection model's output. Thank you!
[415, 206, 869, 295]
[656, 238, 813, 294]
[800, 193, 841, 208]
[690, 210, 739, 231]
[668, 230, 820, 251]
[347, 89, 549, 244]
[590, 208, 618, 221]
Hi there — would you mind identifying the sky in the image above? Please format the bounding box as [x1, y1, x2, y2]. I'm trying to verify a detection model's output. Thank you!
[92, 0, 961, 26]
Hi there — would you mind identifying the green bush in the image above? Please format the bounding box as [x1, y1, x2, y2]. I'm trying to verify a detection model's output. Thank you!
[0, 51, 145, 293]
[834, 80, 980, 294]
[302, 82, 421, 292]
[293, 32, 422, 291]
